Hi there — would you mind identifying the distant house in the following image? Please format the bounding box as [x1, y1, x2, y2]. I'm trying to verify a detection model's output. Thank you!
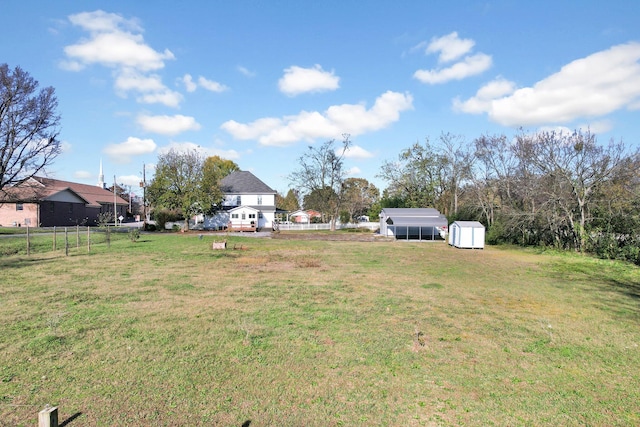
[203, 171, 277, 231]
[379, 208, 448, 241]
[289, 209, 322, 224]
[0, 176, 128, 227]
[448, 221, 485, 249]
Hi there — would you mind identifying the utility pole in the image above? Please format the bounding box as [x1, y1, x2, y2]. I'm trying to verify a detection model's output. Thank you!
[113, 175, 117, 226]
[141, 164, 147, 224]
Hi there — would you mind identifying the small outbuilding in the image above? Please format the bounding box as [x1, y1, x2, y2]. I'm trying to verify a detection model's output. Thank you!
[448, 221, 485, 249]
[379, 208, 448, 241]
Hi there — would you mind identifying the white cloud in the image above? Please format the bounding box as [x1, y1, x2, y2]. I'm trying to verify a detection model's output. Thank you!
[221, 91, 413, 147]
[118, 175, 142, 187]
[182, 74, 197, 92]
[103, 136, 157, 163]
[414, 53, 492, 84]
[237, 65, 256, 77]
[68, 10, 142, 33]
[63, 10, 179, 107]
[198, 76, 228, 92]
[113, 69, 183, 107]
[157, 141, 240, 160]
[181, 74, 228, 93]
[342, 145, 374, 159]
[425, 32, 475, 63]
[64, 29, 174, 72]
[414, 32, 491, 85]
[278, 64, 340, 96]
[137, 114, 201, 136]
[455, 42, 640, 127]
[345, 166, 362, 177]
[137, 91, 183, 108]
[453, 77, 517, 113]
[73, 170, 93, 180]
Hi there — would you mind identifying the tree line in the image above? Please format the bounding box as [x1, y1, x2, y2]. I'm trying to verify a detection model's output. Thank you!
[377, 130, 640, 264]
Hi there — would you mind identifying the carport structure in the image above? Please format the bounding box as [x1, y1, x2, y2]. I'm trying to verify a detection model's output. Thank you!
[379, 208, 448, 241]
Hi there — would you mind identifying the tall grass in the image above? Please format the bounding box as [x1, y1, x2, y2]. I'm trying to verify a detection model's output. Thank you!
[1, 234, 638, 426]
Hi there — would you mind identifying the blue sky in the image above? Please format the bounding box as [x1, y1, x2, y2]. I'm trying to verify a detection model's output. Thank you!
[2, 1, 640, 196]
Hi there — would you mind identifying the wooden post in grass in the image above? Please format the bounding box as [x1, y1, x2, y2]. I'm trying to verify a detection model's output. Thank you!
[76, 225, 80, 248]
[87, 226, 91, 253]
[53, 226, 56, 251]
[38, 405, 58, 427]
[65, 227, 69, 256]
[26, 226, 30, 256]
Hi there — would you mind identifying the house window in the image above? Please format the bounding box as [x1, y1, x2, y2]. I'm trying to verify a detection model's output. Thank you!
[68, 204, 73, 214]
[241, 213, 246, 220]
[16, 203, 23, 211]
[236, 196, 241, 206]
[257, 196, 262, 205]
[231, 213, 239, 219]
[259, 212, 263, 218]
[49, 202, 54, 213]
[249, 213, 256, 219]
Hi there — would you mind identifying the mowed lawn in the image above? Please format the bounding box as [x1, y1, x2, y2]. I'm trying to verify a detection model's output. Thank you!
[1, 232, 639, 426]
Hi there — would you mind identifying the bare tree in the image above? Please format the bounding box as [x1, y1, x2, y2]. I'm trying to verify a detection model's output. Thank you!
[514, 129, 630, 251]
[0, 64, 61, 194]
[289, 135, 351, 230]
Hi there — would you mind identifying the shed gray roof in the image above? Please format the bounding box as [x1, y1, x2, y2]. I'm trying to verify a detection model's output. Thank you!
[220, 171, 276, 194]
[381, 208, 442, 217]
[452, 221, 484, 228]
[387, 216, 448, 227]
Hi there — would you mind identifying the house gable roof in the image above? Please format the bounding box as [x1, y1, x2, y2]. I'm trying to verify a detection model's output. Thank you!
[1, 177, 128, 207]
[229, 205, 259, 213]
[220, 171, 276, 195]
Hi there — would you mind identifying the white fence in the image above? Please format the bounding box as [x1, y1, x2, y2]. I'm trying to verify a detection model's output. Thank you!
[276, 222, 379, 232]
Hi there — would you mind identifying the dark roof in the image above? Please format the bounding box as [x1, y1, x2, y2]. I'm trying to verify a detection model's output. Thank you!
[1, 177, 128, 207]
[220, 171, 276, 194]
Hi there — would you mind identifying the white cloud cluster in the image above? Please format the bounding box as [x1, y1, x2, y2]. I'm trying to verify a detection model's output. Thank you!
[62, 10, 180, 108]
[454, 42, 640, 127]
[157, 141, 240, 160]
[103, 136, 157, 163]
[221, 91, 413, 147]
[137, 114, 202, 136]
[182, 74, 229, 93]
[413, 32, 492, 84]
[278, 65, 340, 96]
[343, 145, 374, 160]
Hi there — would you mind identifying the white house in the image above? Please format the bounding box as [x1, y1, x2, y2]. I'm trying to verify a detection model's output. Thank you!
[448, 221, 485, 249]
[379, 208, 448, 241]
[203, 171, 277, 231]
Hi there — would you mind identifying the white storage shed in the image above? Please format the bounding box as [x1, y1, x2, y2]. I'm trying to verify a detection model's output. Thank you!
[449, 221, 485, 249]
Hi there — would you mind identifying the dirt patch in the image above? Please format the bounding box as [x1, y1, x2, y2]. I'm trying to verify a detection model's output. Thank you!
[272, 231, 393, 242]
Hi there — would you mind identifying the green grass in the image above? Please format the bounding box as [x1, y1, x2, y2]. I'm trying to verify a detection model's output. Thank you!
[1, 233, 639, 426]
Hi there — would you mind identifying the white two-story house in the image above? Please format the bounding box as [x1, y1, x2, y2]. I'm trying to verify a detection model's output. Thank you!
[203, 171, 277, 231]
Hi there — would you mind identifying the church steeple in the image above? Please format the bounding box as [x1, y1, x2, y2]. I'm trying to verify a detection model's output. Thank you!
[98, 159, 105, 189]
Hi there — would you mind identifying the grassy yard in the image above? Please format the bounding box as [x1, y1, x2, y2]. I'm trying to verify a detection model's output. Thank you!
[1, 233, 639, 426]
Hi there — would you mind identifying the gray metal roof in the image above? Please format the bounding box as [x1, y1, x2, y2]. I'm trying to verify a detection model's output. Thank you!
[452, 221, 484, 228]
[220, 171, 276, 194]
[380, 208, 442, 217]
[386, 216, 448, 227]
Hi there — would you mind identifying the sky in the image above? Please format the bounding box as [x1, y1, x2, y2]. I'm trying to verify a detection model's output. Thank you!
[2, 0, 640, 197]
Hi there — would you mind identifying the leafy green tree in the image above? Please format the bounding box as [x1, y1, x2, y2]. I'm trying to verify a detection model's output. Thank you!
[341, 177, 379, 222]
[202, 155, 239, 211]
[147, 149, 207, 230]
[278, 188, 300, 212]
